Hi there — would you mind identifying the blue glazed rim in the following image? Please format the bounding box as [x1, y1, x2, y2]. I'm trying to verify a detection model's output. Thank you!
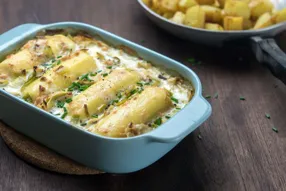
[0, 22, 212, 143]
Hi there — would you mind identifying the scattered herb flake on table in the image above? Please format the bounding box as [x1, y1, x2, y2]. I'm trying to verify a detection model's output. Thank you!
[272, 127, 278, 133]
[171, 97, 179, 103]
[198, 133, 202, 140]
[240, 96, 245, 101]
[265, 113, 271, 119]
[214, 93, 218, 99]
[205, 95, 211, 99]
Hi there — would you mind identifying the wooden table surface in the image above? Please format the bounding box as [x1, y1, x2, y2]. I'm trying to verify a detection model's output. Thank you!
[1, 0, 286, 190]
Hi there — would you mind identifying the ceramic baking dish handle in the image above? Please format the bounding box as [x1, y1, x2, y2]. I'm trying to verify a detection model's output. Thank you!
[147, 96, 212, 143]
[0, 24, 40, 46]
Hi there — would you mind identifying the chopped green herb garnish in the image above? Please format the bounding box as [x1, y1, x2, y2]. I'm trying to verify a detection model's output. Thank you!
[165, 116, 171, 119]
[81, 123, 87, 126]
[79, 73, 92, 81]
[154, 118, 162, 126]
[57, 56, 62, 59]
[265, 113, 271, 119]
[92, 114, 98, 118]
[197, 134, 202, 140]
[55, 113, 61, 116]
[138, 88, 144, 93]
[79, 84, 90, 91]
[65, 98, 73, 103]
[171, 97, 179, 103]
[56, 101, 65, 108]
[116, 93, 122, 99]
[97, 70, 102, 73]
[137, 82, 143, 87]
[187, 58, 196, 63]
[61, 107, 68, 119]
[205, 95, 211, 99]
[214, 93, 218, 99]
[90, 72, 97, 76]
[110, 99, 119, 105]
[272, 127, 278, 133]
[107, 66, 112, 69]
[176, 107, 181, 110]
[56, 60, 61, 65]
[240, 96, 246, 101]
[129, 89, 137, 96]
[102, 73, 108, 77]
[51, 58, 56, 63]
[68, 82, 90, 92]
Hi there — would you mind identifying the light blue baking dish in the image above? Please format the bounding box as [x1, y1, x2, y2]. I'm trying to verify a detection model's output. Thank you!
[0, 22, 211, 173]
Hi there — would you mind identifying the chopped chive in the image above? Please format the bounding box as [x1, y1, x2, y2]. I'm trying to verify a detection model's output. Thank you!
[90, 72, 97, 76]
[110, 99, 119, 105]
[54, 113, 61, 116]
[187, 58, 196, 63]
[171, 97, 179, 103]
[106, 66, 112, 69]
[65, 98, 72, 103]
[92, 114, 98, 118]
[240, 96, 245, 101]
[154, 118, 162, 126]
[205, 95, 211, 99]
[51, 58, 56, 63]
[197, 134, 202, 140]
[97, 70, 102, 73]
[176, 107, 181, 110]
[56, 60, 61, 65]
[102, 73, 108, 77]
[56, 101, 65, 108]
[79, 84, 90, 91]
[265, 113, 271, 119]
[130, 89, 137, 96]
[214, 93, 218, 99]
[165, 116, 171, 119]
[61, 107, 68, 119]
[57, 56, 62, 59]
[272, 127, 278, 133]
[138, 88, 144, 93]
[81, 123, 87, 126]
[136, 82, 143, 87]
[79, 73, 92, 81]
[116, 93, 122, 99]
[141, 40, 146, 43]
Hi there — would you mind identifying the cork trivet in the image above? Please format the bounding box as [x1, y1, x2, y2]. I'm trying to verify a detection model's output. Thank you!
[0, 122, 103, 175]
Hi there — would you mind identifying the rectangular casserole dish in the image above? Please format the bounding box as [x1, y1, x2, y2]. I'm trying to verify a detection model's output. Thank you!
[0, 22, 211, 173]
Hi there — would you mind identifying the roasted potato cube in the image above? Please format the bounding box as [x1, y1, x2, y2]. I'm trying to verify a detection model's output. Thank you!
[224, 0, 250, 19]
[196, 0, 215, 5]
[217, 0, 226, 8]
[223, 16, 243, 30]
[160, 0, 179, 12]
[163, 12, 175, 18]
[249, 0, 273, 19]
[243, 19, 253, 29]
[170, 11, 186, 24]
[184, 6, 206, 28]
[254, 12, 273, 29]
[213, 0, 221, 7]
[152, 0, 162, 9]
[272, 8, 286, 24]
[201, 5, 222, 23]
[178, 0, 198, 11]
[205, 23, 224, 30]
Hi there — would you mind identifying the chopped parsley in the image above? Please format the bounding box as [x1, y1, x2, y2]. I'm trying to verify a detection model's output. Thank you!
[154, 118, 162, 126]
[171, 97, 179, 103]
[56, 101, 65, 108]
[272, 127, 278, 133]
[265, 113, 271, 119]
[65, 98, 73, 103]
[61, 107, 68, 119]
[92, 114, 98, 118]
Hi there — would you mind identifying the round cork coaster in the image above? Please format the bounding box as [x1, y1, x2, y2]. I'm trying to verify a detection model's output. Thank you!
[0, 122, 103, 175]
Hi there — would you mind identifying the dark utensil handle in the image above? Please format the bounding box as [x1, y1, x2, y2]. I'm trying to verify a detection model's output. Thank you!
[251, 36, 286, 85]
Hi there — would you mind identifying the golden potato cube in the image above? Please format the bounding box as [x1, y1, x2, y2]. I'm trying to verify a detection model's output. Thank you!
[160, 0, 179, 12]
[272, 8, 286, 24]
[152, 0, 162, 9]
[223, 16, 243, 30]
[196, 0, 215, 5]
[243, 19, 253, 29]
[253, 12, 273, 29]
[224, 0, 250, 19]
[163, 12, 175, 18]
[178, 0, 198, 11]
[205, 23, 224, 30]
[201, 5, 222, 23]
[184, 5, 206, 28]
[170, 11, 186, 24]
[249, 0, 273, 19]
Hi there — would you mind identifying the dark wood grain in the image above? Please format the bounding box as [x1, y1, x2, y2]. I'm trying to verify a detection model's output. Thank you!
[1, 0, 286, 190]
